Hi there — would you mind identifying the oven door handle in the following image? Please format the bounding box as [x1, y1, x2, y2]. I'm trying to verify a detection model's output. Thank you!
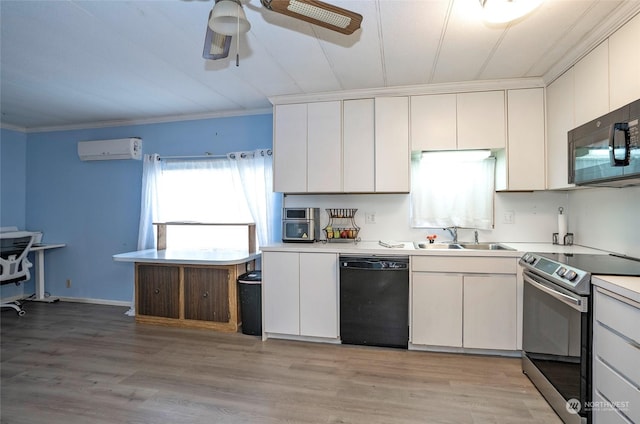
[523, 272, 588, 312]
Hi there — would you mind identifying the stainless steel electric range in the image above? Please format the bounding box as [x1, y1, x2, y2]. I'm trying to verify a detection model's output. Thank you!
[519, 252, 640, 424]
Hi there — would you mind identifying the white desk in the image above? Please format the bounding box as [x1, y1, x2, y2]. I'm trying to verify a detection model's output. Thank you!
[30, 243, 65, 302]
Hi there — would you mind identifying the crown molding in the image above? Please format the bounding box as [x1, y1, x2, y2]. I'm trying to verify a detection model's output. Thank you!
[4, 107, 273, 134]
[269, 77, 546, 105]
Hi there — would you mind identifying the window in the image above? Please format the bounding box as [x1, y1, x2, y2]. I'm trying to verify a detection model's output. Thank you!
[410, 150, 496, 230]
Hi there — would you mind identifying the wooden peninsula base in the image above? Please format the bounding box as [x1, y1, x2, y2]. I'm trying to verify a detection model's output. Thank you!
[135, 261, 253, 332]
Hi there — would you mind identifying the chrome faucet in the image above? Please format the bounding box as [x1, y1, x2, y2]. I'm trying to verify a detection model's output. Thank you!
[444, 227, 458, 243]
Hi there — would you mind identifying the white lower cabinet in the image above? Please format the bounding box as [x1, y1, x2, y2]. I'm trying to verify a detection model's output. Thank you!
[592, 284, 640, 424]
[263, 251, 338, 339]
[411, 256, 517, 351]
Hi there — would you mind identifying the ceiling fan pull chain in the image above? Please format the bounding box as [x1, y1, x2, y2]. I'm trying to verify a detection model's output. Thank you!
[236, 4, 240, 67]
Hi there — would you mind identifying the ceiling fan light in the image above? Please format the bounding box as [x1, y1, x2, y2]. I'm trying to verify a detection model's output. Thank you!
[209, 0, 251, 36]
[480, 0, 543, 24]
[287, 0, 350, 29]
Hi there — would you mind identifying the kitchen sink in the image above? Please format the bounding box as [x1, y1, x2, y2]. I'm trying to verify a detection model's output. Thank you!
[457, 243, 514, 251]
[413, 242, 463, 249]
[413, 242, 514, 251]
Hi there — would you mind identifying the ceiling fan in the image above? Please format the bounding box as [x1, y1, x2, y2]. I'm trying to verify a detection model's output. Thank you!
[203, 0, 363, 63]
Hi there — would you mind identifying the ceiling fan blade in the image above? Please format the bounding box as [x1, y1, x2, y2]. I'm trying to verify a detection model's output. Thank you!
[260, 0, 362, 35]
[203, 9, 232, 60]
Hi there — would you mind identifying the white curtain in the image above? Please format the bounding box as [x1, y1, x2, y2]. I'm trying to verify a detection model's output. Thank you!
[411, 151, 496, 230]
[137, 154, 162, 250]
[228, 149, 276, 248]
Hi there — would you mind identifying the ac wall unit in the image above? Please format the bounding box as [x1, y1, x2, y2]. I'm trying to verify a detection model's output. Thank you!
[77, 138, 142, 161]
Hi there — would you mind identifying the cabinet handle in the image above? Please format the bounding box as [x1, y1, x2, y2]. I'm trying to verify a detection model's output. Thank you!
[154, 288, 160, 294]
[202, 291, 209, 298]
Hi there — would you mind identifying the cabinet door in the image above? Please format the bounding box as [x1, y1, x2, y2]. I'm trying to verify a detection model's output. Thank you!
[273, 103, 307, 193]
[609, 13, 640, 110]
[184, 267, 229, 322]
[411, 273, 463, 347]
[463, 275, 516, 350]
[307, 101, 342, 192]
[343, 99, 375, 192]
[457, 91, 506, 150]
[506, 88, 545, 190]
[136, 264, 180, 318]
[574, 41, 609, 126]
[299, 253, 338, 338]
[410, 94, 457, 151]
[375, 97, 410, 192]
[263, 251, 300, 335]
[546, 69, 575, 189]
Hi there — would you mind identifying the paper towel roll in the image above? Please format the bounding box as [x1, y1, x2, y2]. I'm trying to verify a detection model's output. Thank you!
[558, 208, 567, 245]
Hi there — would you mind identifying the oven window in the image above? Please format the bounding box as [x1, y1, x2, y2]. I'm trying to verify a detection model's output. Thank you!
[284, 222, 310, 239]
[523, 279, 588, 402]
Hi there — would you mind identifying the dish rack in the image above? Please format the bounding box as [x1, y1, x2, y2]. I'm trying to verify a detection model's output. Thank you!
[323, 208, 360, 242]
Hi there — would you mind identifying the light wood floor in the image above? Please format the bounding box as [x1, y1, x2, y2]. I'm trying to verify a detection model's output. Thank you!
[1, 302, 562, 424]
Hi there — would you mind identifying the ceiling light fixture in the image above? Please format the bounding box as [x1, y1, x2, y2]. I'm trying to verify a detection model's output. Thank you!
[479, 0, 543, 24]
[209, 0, 251, 36]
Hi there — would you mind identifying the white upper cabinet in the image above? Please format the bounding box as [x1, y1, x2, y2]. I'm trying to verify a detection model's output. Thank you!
[375, 97, 410, 192]
[273, 103, 308, 193]
[410, 91, 505, 151]
[343, 99, 375, 192]
[410, 94, 457, 151]
[457, 91, 506, 150]
[609, 13, 640, 110]
[504, 88, 546, 191]
[574, 41, 609, 127]
[546, 69, 576, 190]
[307, 101, 342, 193]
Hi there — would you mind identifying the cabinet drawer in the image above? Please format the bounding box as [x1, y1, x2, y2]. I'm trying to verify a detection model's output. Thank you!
[594, 357, 640, 423]
[595, 322, 640, 388]
[595, 289, 640, 344]
[593, 391, 632, 424]
[411, 256, 516, 274]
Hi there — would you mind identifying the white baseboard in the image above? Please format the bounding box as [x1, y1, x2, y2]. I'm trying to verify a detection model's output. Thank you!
[0, 294, 25, 303]
[56, 297, 132, 307]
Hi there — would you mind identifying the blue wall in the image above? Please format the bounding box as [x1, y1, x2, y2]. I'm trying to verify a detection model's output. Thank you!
[1, 128, 29, 299]
[4, 113, 273, 304]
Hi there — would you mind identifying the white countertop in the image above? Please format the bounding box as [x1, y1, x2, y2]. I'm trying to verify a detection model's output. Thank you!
[260, 241, 608, 257]
[592, 275, 640, 304]
[113, 249, 261, 265]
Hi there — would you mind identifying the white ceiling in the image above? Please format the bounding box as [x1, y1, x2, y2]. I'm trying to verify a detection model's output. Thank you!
[1, 0, 639, 131]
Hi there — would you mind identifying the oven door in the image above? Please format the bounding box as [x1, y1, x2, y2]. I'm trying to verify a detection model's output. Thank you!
[522, 270, 591, 423]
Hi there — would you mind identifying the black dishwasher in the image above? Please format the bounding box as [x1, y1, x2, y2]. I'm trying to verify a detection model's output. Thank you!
[339, 256, 409, 349]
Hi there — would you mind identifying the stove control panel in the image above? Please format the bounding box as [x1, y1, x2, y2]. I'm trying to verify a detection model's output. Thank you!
[519, 253, 591, 294]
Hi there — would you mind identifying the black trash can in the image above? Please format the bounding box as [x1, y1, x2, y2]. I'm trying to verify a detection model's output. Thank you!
[238, 271, 262, 336]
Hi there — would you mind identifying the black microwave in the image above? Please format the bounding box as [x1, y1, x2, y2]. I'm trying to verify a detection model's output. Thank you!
[569, 99, 640, 187]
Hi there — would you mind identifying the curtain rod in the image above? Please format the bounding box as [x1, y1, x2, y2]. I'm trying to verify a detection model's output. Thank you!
[159, 149, 272, 161]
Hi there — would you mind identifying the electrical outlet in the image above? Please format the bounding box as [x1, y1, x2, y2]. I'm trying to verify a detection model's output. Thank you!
[503, 210, 515, 224]
[366, 213, 376, 224]
[66, 279, 71, 288]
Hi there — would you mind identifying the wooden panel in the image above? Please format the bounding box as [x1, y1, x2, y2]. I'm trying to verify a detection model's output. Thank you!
[136, 264, 180, 318]
[184, 267, 229, 322]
